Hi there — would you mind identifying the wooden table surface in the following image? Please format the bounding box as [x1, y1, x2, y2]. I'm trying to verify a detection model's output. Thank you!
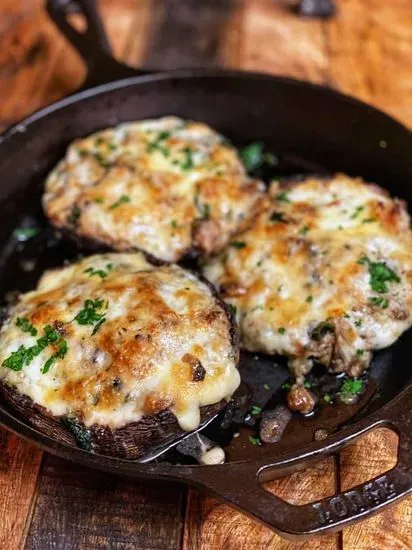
[0, 1, 411, 548]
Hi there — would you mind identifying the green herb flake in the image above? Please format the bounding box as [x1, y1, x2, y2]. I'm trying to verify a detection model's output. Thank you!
[13, 227, 39, 241]
[355, 319, 362, 327]
[2, 324, 67, 374]
[356, 349, 364, 357]
[281, 382, 291, 390]
[339, 378, 364, 399]
[240, 142, 264, 172]
[263, 383, 271, 390]
[369, 296, 389, 309]
[109, 195, 130, 210]
[306, 295, 313, 303]
[304, 381, 312, 389]
[278, 327, 286, 334]
[228, 304, 237, 317]
[299, 225, 310, 236]
[146, 131, 171, 157]
[61, 417, 92, 452]
[74, 299, 106, 327]
[16, 317, 37, 336]
[230, 241, 246, 249]
[94, 197, 104, 204]
[251, 405, 262, 416]
[248, 436, 262, 446]
[68, 206, 81, 226]
[84, 264, 113, 280]
[91, 317, 106, 335]
[323, 394, 332, 404]
[350, 205, 364, 219]
[180, 147, 194, 170]
[270, 211, 287, 223]
[358, 255, 400, 293]
[276, 192, 291, 203]
[362, 217, 376, 224]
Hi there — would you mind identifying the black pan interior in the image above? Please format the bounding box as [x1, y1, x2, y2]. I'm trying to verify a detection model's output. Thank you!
[0, 72, 411, 463]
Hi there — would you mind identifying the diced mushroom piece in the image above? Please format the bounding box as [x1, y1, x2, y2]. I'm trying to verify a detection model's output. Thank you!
[259, 405, 292, 443]
[176, 433, 225, 465]
[287, 384, 316, 414]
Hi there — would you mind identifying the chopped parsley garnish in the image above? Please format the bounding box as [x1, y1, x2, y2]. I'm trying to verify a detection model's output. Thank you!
[270, 211, 287, 223]
[350, 205, 364, 219]
[356, 349, 364, 357]
[16, 317, 37, 336]
[323, 394, 332, 404]
[369, 296, 389, 309]
[74, 298, 107, 328]
[2, 325, 67, 374]
[13, 228, 39, 241]
[84, 264, 113, 280]
[42, 339, 68, 374]
[230, 241, 246, 249]
[109, 195, 130, 210]
[304, 381, 312, 389]
[263, 383, 270, 390]
[248, 436, 262, 446]
[228, 304, 237, 317]
[339, 378, 364, 400]
[355, 319, 362, 327]
[299, 225, 310, 235]
[68, 206, 81, 226]
[358, 255, 400, 293]
[147, 131, 171, 157]
[275, 192, 291, 203]
[306, 295, 313, 303]
[94, 197, 104, 204]
[240, 142, 264, 172]
[250, 405, 262, 416]
[281, 382, 291, 390]
[278, 327, 286, 334]
[180, 147, 194, 170]
[91, 317, 106, 335]
[171, 220, 178, 228]
[93, 152, 111, 167]
[362, 217, 376, 224]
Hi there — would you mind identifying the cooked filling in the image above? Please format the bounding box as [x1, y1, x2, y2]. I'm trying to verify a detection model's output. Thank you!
[42, 117, 265, 262]
[0, 253, 240, 431]
[203, 174, 412, 401]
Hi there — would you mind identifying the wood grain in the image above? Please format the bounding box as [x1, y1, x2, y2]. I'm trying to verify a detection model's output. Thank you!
[0, 1, 411, 549]
[183, 458, 339, 549]
[24, 455, 186, 550]
[0, 431, 43, 550]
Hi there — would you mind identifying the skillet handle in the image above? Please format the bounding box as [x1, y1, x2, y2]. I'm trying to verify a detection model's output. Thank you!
[192, 387, 412, 538]
[46, 0, 145, 89]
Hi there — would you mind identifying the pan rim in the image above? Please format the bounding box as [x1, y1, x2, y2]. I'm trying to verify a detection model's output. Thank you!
[1, 68, 411, 145]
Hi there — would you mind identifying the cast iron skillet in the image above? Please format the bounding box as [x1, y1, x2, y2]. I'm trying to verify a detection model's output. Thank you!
[0, 0, 411, 539]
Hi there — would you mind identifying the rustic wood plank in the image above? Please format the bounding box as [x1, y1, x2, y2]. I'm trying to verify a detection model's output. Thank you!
[141, 0, 240, 70]
[240, 0, 329, 83]
[326, 0, 412, 127]
[183, 457, 339, 549]
[0, 430, 43, 550]
[340, 428, 412, 549]
[24, 454, 186, 550]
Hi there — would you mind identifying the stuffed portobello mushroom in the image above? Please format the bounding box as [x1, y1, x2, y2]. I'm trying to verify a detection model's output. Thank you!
[42, 117, 265, 262]
[203, 174, 412, 413]
[0, 252, 240, 459]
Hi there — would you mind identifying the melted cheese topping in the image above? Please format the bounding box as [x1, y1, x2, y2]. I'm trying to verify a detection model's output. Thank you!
[203, 174, 412, 379]
[42, 117, 264, 261]
[0, 253, 240, 430]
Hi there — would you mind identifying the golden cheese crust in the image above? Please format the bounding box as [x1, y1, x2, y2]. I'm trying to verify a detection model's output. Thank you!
[203, 174, 412, 381]
[0, 253, 240, 432]
[42, 117, 265, 262]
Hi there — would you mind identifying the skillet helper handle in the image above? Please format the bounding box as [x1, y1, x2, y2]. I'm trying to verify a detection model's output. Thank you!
[194, 387, 412, 538]
[46, 0, 145, 89]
